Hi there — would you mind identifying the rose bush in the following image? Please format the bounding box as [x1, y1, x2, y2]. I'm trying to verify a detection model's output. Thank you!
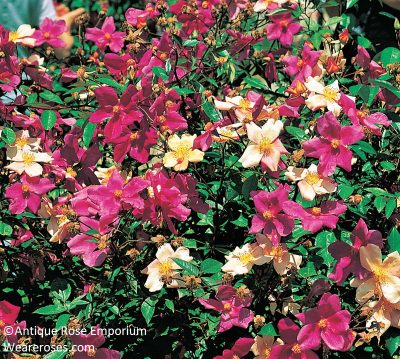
[0, 0, 400, 357]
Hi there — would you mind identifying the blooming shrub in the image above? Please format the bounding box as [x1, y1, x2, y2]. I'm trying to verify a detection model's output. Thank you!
[0, 0, 400, 357]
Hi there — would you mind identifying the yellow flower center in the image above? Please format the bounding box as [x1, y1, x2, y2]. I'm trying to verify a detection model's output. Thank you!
[264, 348, 271, 358]
[318, 319, 328, 328]
[239, 252, 254, 265]
[263, 210, 274, 220]
[130, 132, 138, 140]
[114, 190, 123, 199]
[87, 348, 97, 357]
[311, 207, 321, 216]
[159, 260, 173, 277]
[305, 172, 320, 185]
[57, 215, 69, 225]
[158, 115, 166, 123]
[147, 186, 155, 198]
[223, 303, 232, 311]
[259, 138, 273, 154]
[9, 31, 19, 42]
[43, 32, 51, 39]
[291, 344, 302, 354]
[373, 267, 388, 283]
[113, 105, 120, 113]
[0, 320, 4, 327]
[104, 33, 111, 40]
[15, 137, 28, 148]
[331, 139, 340, 149]
[323, 87, 338, 102]
[297, 59, 304, 68]
[270, 245, 284, 260]
[165, 100, 174, 108]
[21, 184, 30, 193]
[66, 167, 77, 177]
[97, 236, 109, 250]
[239, 98, 251, 110]
[219, 128, 235, 140]
[174, 145, 191, 161]
[22, 152, 35, 164]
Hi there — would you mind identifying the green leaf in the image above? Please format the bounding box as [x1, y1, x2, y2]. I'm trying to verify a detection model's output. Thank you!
[41, 110, 57, 130]
[43, 350, 68, 359]
[326, 16, 342, 26]
[354, 140, 376, 155]
[388, 227, 400, 252]
[1, 127, 16, 145]
[203, 101, 221, 121]
[200, 259, 223, 274]
[259, 323, 277, 336]
[365, 187, 391, 197]
[299, 262, 316, 277]
[381, 47, 400, 67]
[40, 91, 64, 104]
[172, 258, 199, 276]
[55, 314, 71, 330]
[165, 299, 175, 312]
[338, 184, 354, 199]
[83, 123, 96, 148]
[231, 213, 248, 227]
[183, 39, 200, 47]
[242, 174, 258, 200]
[258, 323, 278, 337]
[346, 0, 358, 9]
[380, 161, 396, 170]
[152, 67, 169, 81]
[0, 222, 12, 236]
[285, 126, 306, 141]
[34, 305, 67, 315]
[141, 298, 157, 325]
[386, 331, 400, 356]
[373, 79, 400, 101]
[357, 36, 372, 49]
[243, 75, 268, 90]
[374, 196, 387, 213]
[385, 198, 397, 218]
[358, 85, 379, 106]
[315, 231, 336, 265]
